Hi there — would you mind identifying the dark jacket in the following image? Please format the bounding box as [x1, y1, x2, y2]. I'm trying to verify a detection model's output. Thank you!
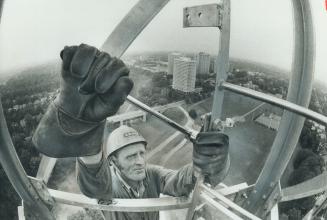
[76, 158, 195, 220]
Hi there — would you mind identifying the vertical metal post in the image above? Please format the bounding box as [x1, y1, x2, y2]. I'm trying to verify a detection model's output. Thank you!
[185, 1, 231, 219]
[0, 100, 55, 219]
[244, 0, 315, 215]
[210, 0, 230, 126]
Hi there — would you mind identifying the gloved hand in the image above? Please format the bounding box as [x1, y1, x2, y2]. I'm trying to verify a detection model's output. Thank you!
[193, 132, 230, 186]
[33, 44, 133, 157]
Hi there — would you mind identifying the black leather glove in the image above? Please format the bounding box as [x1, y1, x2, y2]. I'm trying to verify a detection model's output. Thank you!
[193, 132, 230, 186]
[33, 44, 133, 157]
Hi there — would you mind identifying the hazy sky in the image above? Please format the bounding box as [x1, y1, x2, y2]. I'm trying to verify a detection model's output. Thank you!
[0, 0, 326, 83]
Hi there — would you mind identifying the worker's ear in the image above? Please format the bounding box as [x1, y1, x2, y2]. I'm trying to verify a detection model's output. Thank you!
[109, 155, 117, 166]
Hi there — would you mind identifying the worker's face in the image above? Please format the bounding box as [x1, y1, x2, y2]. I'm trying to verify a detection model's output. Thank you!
[114, 143, 146, 182]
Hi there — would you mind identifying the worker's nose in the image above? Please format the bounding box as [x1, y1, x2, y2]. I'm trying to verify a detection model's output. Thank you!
[135, 153, 145, 166]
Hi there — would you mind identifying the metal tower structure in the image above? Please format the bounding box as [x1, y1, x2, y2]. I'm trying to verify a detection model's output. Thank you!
[1, 0, 327, 219]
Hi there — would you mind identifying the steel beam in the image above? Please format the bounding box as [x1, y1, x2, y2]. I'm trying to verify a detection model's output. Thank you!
[49, 189, 191, 212]
[126, 96, 198, 140]
[36, 156, 57, 184]
[307, 194, 327, 219]
[18, 205, 25, 220]
[0, 3, 55, 219]
[185, 175, 205, 220]
[244, 0, 315, 215]
[47, 182, 248, 212]
[210, 0, 230, 127]
[269, 204, 279, 220]
[281, 171, 327, 202]
[185, 1, 230, 219]
[218, 182, 252, 196]
[221, 82, 327, 126]
[201, 184, 261, 220]
[101, 0, 170, 58]
[0, 100, 55, 220]
[303, 196, 327, 220]
[200, 193, 243, 220]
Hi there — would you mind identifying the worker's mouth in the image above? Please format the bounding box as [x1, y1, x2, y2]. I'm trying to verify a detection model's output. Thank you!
[134, 168, 145, 174]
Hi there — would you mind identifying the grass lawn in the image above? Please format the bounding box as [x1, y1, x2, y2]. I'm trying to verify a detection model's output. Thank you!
[181, 92, 279, 185]
[162, 107, 187, 125]
[165, 121, 276, 185]
[224, 121, 276, 185]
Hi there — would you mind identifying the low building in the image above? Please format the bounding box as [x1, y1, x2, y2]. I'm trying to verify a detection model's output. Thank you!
[254, 113, 281, 130]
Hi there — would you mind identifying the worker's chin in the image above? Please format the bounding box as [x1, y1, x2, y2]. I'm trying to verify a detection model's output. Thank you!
[130, 170, 146, 181]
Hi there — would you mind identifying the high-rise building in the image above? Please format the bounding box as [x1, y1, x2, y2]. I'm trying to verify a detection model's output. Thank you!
[168, 52, 182, 75]
[172, 57, 196, 93]
[210, 56, 218, 73]
[196, 52, 210, 75]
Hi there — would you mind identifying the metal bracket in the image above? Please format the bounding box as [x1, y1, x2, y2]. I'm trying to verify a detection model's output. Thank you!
[28, 177, 55, 209]
[183, 4, 222, 28]
[233, 185, 255, 206]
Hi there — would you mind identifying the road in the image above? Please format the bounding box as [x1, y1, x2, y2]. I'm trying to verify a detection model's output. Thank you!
[147, 106, 194, 164]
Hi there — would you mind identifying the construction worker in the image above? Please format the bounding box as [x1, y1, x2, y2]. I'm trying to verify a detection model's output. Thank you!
[32, 44, 230, 220]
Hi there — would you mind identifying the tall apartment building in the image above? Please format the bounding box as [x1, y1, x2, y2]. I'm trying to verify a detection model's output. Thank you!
[172, 57, 196, 93]
[168, 52, 182, 75]
[196, 52, 210, 75]
[210, 56, 218, 73]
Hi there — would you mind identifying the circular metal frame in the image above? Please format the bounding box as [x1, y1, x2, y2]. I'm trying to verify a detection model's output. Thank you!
[0, 0, 317, 219]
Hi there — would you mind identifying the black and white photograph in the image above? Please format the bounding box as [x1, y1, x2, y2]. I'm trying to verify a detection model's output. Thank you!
[0, 0, 327, 219]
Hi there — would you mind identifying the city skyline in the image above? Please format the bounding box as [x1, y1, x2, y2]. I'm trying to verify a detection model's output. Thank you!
[0, 0, 326, 84]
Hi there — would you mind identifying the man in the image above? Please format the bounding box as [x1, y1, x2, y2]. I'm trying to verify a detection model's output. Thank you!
[32, 44, 230, 220]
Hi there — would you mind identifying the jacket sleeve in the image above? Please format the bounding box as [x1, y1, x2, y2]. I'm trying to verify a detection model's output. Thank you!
[76, 157, 112, 201]
[150, 163, 195, 197]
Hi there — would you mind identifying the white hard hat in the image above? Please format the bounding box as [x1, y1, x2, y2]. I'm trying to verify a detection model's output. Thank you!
[105, 125, 147, 158]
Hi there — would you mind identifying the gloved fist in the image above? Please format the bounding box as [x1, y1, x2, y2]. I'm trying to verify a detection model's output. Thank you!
[193, 132, 230, 186]
[33, 44, 133, 157]
[58, 44, 133, 122]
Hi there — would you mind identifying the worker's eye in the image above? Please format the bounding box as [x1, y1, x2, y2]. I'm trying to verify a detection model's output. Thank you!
[127, 154, 137, 160]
